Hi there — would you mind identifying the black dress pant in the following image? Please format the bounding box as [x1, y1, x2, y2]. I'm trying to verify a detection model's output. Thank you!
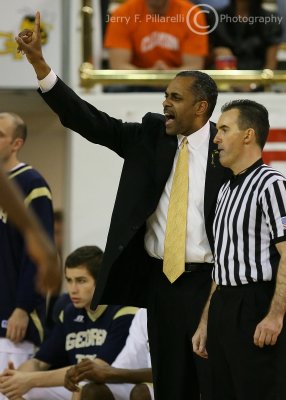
[147, 258, 213, 400]
[207, 283, 286, 400]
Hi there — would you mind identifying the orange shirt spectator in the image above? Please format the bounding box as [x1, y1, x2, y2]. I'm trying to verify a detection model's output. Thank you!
[104, 0, 209, 69]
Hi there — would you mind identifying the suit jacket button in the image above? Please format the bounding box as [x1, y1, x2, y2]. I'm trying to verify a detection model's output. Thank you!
[118, 245, 124, 252]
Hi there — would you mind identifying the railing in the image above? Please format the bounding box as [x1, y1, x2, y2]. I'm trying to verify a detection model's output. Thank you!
[81, 1, 286, 91]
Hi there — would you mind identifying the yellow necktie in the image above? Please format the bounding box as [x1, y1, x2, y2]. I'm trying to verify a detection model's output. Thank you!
[163, 137, 189, 283]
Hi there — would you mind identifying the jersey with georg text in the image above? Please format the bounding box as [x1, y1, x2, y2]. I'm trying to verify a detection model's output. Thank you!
[35, 304, 137, 366]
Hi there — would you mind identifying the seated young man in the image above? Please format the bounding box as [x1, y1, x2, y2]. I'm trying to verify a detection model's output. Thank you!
[64, 308, 153, 400]
[0, 246, 137, 400]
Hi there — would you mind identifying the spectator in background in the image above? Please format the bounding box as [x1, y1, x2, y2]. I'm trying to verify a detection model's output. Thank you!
[0, 246, 137, 400]
[104, 0, 208, 70]
[0, 112, 54, 387]
[209, 0, 283, 70]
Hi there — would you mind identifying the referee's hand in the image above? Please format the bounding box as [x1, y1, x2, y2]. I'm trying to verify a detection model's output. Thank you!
[253, 314, 283, 348]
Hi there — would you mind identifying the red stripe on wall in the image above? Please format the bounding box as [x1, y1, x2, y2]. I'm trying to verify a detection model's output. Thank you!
[262, 151, 286, 164]
[268, 130, 286, 142]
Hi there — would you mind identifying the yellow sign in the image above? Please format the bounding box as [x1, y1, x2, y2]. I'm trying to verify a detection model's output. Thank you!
[0, 14, 51, 60]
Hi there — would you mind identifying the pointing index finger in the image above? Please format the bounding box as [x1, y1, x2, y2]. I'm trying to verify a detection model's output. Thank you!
[34, 11, 41, 35]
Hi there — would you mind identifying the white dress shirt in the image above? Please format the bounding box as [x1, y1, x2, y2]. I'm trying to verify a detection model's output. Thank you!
[38, 69, 57, 92]
[145, 122, 213, 263]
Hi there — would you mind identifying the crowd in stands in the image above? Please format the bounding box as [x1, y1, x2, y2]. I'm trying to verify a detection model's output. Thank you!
[208, 0, 283, 70]
[100, 0, 285, 73]
[104, 0, 208, 70]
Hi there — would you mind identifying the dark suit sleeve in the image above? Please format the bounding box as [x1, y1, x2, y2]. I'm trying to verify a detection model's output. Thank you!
[38, 78, 143, 159]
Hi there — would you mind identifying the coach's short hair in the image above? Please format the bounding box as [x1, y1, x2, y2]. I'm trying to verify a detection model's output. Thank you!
[176, 71, 218, 119]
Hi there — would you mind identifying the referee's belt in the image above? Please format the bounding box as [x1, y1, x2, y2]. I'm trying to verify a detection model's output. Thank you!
[152, 258, 214, 272]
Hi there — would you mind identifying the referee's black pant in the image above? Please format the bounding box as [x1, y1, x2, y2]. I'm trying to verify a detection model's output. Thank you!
[207, 282, 286, 400]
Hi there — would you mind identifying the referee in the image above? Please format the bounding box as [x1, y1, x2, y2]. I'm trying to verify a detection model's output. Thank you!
[192, 99, 286, 400]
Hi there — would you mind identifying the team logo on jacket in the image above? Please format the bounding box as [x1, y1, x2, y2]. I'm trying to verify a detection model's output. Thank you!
[73, 315, 84, 323]
[66, 329, 107, 350]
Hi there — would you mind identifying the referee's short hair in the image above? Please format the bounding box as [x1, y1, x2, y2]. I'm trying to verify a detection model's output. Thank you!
[221, 99, 270, 149]
[65, 246, 103, 280]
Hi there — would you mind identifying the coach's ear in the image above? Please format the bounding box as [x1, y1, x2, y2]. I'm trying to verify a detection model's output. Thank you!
[196, 100, 208, 116]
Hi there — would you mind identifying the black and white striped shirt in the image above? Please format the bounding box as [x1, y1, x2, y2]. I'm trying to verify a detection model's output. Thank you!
[213, 159, 286, 286]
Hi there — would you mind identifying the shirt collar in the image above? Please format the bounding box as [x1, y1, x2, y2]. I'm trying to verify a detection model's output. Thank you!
[177, 121, 210, 149]
[8, 162, 26, 173]
[229, 158, 264, 188]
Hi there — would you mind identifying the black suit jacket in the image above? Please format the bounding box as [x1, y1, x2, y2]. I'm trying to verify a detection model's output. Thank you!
[40, 78, 229, 308]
